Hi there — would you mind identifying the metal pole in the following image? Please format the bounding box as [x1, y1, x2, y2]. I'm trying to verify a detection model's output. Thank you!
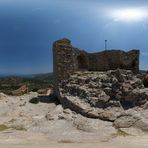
[105, 40, 107, 50]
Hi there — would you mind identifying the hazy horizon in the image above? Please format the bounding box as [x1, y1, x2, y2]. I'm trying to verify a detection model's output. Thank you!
[0, 0, 148, 75]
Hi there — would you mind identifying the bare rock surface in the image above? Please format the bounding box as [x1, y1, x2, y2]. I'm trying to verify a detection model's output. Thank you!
[0, 93, 117, 143]
[0, 69, 148, 146]
[0, 91, 147, 147]
[58, 69, 148, 131]
[114, 109, 148, 131]
[73, 114, 116, 134]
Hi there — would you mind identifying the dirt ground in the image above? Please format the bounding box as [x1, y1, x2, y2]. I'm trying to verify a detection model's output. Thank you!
[0, 130, 147, 148]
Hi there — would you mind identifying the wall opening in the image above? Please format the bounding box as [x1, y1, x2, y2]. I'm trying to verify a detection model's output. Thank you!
[77, 54, 88, 70]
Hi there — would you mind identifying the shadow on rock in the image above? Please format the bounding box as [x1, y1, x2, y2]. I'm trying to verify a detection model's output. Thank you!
[29, 94, 59, 105]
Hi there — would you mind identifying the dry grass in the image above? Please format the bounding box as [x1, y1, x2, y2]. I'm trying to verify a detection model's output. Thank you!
[0, 124, 27, 131]
[111, 129, 130, 138]
[58, 140, 75, 143]
[0, 125, 10, 131]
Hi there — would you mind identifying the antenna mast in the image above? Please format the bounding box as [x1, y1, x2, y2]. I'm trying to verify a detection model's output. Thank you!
[105, 40, 107, 50]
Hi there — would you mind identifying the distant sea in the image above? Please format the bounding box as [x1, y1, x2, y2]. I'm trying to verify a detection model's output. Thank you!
[0, 74, 34, 78]
[0, 72, 53, 78]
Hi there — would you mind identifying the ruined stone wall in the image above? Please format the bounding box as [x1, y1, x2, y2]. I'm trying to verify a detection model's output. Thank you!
[53, 38, 140, 83]
[53, 38, 85, 84]
[53, 39, 75, 83]
[88, 50, 139, 72]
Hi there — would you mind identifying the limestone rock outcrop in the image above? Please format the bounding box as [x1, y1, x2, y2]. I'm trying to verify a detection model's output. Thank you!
[57, 69, 148, 130]
[114, 109, 148, 131]
[52, 39, 148, 131]
[11, 85, 28, 96]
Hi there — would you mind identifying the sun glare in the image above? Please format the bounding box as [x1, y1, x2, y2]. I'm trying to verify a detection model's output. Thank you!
[111, 8, 147, 22]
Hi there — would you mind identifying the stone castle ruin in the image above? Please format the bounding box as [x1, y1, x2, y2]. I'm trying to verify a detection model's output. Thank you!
[52, 38, 148, 125]
[53, 38, 140, 83]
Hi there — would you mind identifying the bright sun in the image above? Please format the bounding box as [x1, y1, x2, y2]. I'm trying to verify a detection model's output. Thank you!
[111, 8, 147, 22]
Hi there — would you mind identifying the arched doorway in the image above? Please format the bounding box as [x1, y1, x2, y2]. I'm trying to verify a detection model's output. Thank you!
[77, 54, 88, 70]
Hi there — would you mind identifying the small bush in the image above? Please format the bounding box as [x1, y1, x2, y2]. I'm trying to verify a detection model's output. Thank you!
[0, 124, 9, 131]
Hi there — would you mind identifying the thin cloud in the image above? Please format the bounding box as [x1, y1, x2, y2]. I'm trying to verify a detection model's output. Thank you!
[141, 51, 148, 56]
[32, 8, 42, 12]
[108, 6, 148, 23]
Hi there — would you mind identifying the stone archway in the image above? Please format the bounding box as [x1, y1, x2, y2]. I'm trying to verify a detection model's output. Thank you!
[77, 54, 88, 70]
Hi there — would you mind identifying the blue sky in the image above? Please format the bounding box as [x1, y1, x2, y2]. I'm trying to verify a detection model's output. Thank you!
[0, 0, 148, 75]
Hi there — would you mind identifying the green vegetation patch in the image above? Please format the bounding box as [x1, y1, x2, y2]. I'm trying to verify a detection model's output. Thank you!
[0, 73, 53, 95]
[58, 140, 75, 143]
[111, 129, 130, 138]
[0, 124, 10, 131]
[0, 124, 27, 131]
[11, 125, 27, 131]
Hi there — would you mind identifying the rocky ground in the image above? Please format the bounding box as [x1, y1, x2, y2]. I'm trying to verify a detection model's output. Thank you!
[0, 69, 148, 147]
[0, 92, 117, 142]
[0, 92, 147, 148]
[59, 69, 148, 131]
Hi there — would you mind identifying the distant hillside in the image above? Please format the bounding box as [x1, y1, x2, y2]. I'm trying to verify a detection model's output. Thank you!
[0, 73, 53, 95]
[31, 73, 53, 82]
[139, 70, 147, 74]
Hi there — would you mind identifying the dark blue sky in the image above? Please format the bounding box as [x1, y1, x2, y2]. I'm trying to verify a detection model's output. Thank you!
[0, 0, 148, 75]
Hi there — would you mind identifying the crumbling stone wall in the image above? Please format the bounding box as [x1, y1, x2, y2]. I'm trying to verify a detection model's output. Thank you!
[53, 38, 140, 83]
[88, 50, 139, 72]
